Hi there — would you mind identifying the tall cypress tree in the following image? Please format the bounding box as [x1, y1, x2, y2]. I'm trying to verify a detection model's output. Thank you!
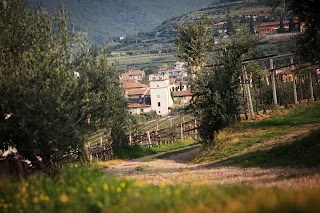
[250, 16, 255, 34]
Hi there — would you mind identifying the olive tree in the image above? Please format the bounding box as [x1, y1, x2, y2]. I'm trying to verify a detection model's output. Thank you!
[0, 0, 128, 174]
[175, 19, 214, 73]
[191, 29, 257, 145]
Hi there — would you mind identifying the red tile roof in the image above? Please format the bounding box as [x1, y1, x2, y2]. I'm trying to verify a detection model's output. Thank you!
[172, 90, 192, 97]
[127, 88, 149, 96]
[259, 21, 289, 28]
[121, 80, 145, 89]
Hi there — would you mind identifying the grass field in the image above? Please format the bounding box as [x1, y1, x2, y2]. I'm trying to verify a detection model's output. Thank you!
[1, 102, 320, 212]
[1, 165, 320, 213]
[114, 138, 198, 160]
[193, 102, 320, 167]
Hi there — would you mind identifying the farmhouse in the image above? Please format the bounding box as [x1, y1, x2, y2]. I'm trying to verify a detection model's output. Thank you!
[258, 20, 289, 37]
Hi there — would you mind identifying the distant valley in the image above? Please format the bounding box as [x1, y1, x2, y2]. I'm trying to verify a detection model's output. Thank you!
[26, 0, 217, 44]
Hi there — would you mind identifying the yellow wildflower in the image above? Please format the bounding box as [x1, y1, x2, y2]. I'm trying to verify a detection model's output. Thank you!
[32, 197, 39, 204]
[59, 194, 69, 203]
[71, 188, 78, 194]
[103, 184, 109, 191]
[86, 187, 93, 193]
[120, 182, 126, 188]
[40, 194, 50, 202]
[116, 187, 122, 193]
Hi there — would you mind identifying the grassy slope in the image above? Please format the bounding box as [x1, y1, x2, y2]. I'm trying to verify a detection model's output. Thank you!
[193, 102, 320, 168]
[1, 103, 320, 212]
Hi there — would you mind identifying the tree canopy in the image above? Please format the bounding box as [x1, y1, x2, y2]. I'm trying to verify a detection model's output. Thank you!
[175, 19, 214, 73]
[191, 28, 257, 144]
[286, 0, 320, 62]
[0, 0, 128, 174]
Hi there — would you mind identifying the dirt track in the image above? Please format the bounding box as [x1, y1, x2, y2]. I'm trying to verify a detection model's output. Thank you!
[105, 145, 320, 189]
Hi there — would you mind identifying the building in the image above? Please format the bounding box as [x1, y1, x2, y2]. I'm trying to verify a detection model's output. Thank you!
[172, 90, 192, 105]
[128, 103, 152, 115]
[149, 74, 174, 116]
[121, 69, 145, 81]
[174, 61, 186, 69]
[258, 20, 289, 37]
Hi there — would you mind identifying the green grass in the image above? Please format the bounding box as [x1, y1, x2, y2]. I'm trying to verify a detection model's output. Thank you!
[1, 165, 320, 213]
[193, 102, 320, 164]
[225, 129, 320, 168]
[114, 139, 198, 160]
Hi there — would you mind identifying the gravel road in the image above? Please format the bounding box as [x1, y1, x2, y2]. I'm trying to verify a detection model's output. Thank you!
[105, 145, 320, 189]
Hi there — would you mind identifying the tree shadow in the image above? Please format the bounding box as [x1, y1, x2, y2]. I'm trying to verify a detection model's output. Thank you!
[201, 129, 320, 169]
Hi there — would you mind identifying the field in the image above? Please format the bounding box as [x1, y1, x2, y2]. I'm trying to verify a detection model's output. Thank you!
[1, 102, 320, 212]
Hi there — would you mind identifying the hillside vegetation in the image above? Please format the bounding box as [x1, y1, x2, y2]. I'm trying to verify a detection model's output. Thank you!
[194, 102, 320, 167]
[26, 0, 216, 44]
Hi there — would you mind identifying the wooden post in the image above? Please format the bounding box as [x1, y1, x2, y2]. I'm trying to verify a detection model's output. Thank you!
[291, 58, 298, 104]
[194, 120, 198, 139]
[243, 66, 255, 119]
[129, 131, 132, 145]
[180, 123, 184, 140]
[147, 131, 152, 147]
[309, 71, 315, 101]
[270, 59, 278, 105]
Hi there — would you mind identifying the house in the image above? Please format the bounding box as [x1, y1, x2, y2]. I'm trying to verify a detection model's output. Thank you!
[214, 22, 226, 29]
[172, 90, 192, 105]
[174, 61, 186, 69]
[149, 73, 174, 116]
[122, 80, 145, 92]
[121, 69, 145, 81]
[128, 103, 152, 115]
[258, 20, 289, 37]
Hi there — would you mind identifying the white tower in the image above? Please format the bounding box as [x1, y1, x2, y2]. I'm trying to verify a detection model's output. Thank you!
[149, 73, 173, 116]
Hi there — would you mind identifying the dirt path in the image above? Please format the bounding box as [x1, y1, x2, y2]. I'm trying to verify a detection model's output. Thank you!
[104, 144, 320, 190]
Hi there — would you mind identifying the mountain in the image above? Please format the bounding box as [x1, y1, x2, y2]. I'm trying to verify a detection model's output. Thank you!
[26, 0, 216, 44]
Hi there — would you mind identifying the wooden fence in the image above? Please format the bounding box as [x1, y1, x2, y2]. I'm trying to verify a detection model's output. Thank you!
[86, 119, 198, 161]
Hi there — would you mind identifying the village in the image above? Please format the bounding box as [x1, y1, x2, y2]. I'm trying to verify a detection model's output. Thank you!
[121, 61, 191, 116]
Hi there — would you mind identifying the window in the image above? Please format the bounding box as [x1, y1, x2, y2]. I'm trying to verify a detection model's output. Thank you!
[140, 109, 144, 113]
[158, 102, 161, 107]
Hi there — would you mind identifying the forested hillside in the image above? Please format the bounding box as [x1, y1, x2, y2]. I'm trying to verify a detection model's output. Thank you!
[26, 0, 216, 44]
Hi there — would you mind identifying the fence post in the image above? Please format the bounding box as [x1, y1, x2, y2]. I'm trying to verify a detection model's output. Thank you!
[147, 131, 152, 147]
[309, 66, 315, 101]
[270, 59, 278, 105]
[194, 120, 198, 139]
[129, 131, 132, 145]
[291, 57, 298, 104]
[180, 123, 184, 140]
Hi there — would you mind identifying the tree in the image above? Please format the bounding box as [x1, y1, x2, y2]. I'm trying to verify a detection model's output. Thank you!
[0, 0, 128, 174]
[278, 15, 286, 33]
[249, 16, 255, 34]
[288, 17, 296, 32]
[286, 0, 320, 62]
[175, 19, 214, 73]
[191, 28, 257, 145]
[226, 16, 235, 36]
